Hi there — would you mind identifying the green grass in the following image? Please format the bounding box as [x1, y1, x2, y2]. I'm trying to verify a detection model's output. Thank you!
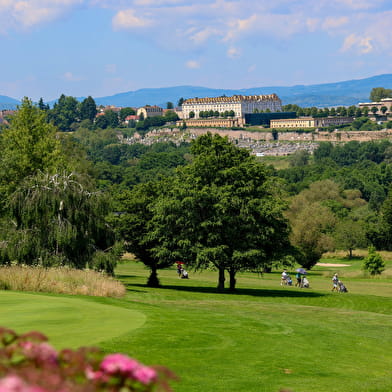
[0, 291, 145, 349]
[1, 258, 392, 392]
[258, 155, 291, 169]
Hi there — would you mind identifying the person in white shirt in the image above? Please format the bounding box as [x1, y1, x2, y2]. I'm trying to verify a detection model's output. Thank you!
[281, 270, 288, 286]
[332, 273, 339, 291]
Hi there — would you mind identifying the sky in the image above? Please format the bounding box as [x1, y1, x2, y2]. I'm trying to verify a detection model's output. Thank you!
[0, 0, 392, 101]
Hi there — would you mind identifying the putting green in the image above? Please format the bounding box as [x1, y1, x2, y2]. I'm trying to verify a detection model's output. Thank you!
[0, 291, 146, 349]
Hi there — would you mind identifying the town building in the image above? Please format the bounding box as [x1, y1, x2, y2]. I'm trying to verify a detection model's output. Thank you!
[244, 112, 296, 126]
[270, 116, 353, 129]
[177, 117, 245, 128]
[358, 98, 392, 115]
[136, 105, 163, 118]
[124, 115, 139, 125]
[182, 94, 282, 119]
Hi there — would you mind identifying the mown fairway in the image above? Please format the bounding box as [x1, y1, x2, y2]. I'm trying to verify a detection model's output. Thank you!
[0, 291, 146, 349]
[1, 258, 392, 392]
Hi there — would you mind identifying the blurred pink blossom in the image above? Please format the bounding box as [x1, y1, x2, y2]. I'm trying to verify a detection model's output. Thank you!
[0, 375, 47, 392]
[100, 353, 140, 376]
[132, 366, 157, 385]
[19, 342, 58, 364]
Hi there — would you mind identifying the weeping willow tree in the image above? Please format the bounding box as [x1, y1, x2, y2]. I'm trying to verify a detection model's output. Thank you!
[0, 171, 119, 273]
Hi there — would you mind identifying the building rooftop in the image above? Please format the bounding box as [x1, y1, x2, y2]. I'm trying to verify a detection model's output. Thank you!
[184, 94, 281, 104]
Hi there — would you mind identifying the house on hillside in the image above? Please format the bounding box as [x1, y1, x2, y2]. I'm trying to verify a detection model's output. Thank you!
[136, 105, 163, 119]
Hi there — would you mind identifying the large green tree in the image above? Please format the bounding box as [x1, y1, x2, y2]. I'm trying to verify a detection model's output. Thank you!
[288, 180, 342, 268]
[113, 181, 174, 286]
[80, 96, 97, 121]
[0, 97, 63, 201]
[370, 87, 392, 102]
[150, 133, 293, 290]
[49, 94, 79, 131]
[104, 110, 119, 128]
[334, 218, 368, 258]
[119, 107, 136, 122]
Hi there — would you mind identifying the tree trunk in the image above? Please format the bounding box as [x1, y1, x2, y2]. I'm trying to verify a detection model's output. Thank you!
[349, 248, 353, 259]
[229, 269, 236, 291]
[217, 267, 225, 291]
[147, 266, 160, 287]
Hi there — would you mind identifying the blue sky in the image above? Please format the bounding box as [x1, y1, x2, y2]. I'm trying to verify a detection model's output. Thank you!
[1, 0, 391, 101]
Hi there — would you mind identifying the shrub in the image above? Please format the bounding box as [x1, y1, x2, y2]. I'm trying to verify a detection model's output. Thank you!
[363, 246, 385, 275]
[0, 327, 176, 392]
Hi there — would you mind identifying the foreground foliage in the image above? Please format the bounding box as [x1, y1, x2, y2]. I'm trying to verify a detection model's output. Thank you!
[0, 327, 176, 392]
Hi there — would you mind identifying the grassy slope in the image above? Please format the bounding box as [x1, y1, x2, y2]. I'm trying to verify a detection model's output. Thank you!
[1, 256, 391, 392]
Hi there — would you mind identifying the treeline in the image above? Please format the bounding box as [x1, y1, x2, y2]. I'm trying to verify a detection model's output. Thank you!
[277, 141, 392, 262]
[72, 128, 189, 189]
[35, 94, 178, 133]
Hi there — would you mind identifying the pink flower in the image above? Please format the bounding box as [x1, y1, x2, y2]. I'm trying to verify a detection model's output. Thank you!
[0, 375, 24, 392]
[19, 342, 58, 364]
[0, 375, 47, 392]
[100, 354, 140, 376]
[85, 366, 108, 382]
[132, 366, 157, 385]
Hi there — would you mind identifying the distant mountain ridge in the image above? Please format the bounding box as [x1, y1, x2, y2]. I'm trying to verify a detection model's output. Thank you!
[2, 74, 392, 110]
[0, 95, 21, 110]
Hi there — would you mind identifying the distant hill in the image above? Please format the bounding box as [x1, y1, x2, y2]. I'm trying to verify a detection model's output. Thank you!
[94, 74, 392, 108]
[0, 95, 20, 110]
[2, 74, 392, 110]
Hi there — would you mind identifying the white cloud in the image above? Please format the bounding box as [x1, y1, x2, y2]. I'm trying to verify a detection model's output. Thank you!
[133, 0, 184, 5]
[0, 0, 83, 32]
[1, 0, 391, 60]
[188, 27, 221, 44]
[186, 60, 200, 69]
[306, 18, 320, 32]
[63, 71, 84, 81]
[331, 0, 384, 10]
[322, 16, 348, 30]
[227, 47, 240, 59]
[341, 33, 373, 54]
[112, 9, 152, 29]
[339, 10, 392, 54]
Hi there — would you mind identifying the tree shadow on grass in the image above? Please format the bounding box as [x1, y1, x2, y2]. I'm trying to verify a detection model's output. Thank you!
[116, 274, 138, 279]
[115, 275, 149, 293]
[130, 283, 325, 298]
[122, 285, 147, 293]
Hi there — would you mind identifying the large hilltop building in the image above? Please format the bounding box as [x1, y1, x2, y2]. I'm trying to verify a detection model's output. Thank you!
[182, 94, 282, 120]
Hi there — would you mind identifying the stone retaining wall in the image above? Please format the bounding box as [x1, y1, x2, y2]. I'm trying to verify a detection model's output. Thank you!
[147, 127, 392, 143]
